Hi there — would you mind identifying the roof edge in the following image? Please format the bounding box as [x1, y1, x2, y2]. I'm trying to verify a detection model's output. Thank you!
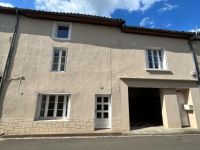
[0, 6, 195, 39]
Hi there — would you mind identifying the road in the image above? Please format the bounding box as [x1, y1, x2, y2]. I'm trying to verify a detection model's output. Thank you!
[1, 135, 200, 150]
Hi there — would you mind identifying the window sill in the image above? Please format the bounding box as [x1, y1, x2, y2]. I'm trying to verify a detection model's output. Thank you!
[36, 118, 69, 122]
[145, 68, 171, 72]
[52, 37, 70, 41]
[50, 71, 66, 73]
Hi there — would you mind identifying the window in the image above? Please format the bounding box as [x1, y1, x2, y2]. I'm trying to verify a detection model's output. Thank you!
[51, 49, 67, 71]
[57, 26, 69, 39]
[146, 49, 166, 70]
[37, 94, 69, 120]
[53, 22, 71, 40]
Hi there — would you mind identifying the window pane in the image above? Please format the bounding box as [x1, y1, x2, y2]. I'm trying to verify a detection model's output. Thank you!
[41, 95, 46, 109]
[52, 64, 58, 71]
[104, 113, 108, 118]
[97, 97, 102, 103]
[104, 105, 108, 110]
[41, 102, 46, 109]
[40, 110, 45, 117]
[61, 57, 65, 63]
[97, 105, 102, 110]
[57, 110, 63, 117]
[147, 50, 152, 56]
[97, 112, 101, 118]
[149, 62, 153, 68]
[53, 56, 59, 63]
[153, 51, 158, 63]
[148, 55, 152, 62]
[48, 102, 55, 109]
[57, 103, 64, 109]
[48, 96, 55, 109]
[54, 50, 59, 56]
[154, 63, 158, 69]
[49, 95, 55, 102]
[104, 97, 108, 103]
[62, 51, 66, 56]
[147, 50, 153, 68]
[60, 64, 65, 71]
[47, 110, 54, 117]
[57, 26, 69, 38]
[42, 95, 46, 101]
[58, 96, 64, 103]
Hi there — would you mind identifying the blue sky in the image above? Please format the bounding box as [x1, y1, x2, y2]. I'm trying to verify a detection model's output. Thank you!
[0, 0, 199, 32]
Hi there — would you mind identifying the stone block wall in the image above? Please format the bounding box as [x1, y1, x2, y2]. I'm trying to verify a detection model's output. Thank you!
[0, 118, 94, 135]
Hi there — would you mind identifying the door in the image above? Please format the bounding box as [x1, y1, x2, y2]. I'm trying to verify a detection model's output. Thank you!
[177, 91, 190, 127]
[95, 96, 111, 129]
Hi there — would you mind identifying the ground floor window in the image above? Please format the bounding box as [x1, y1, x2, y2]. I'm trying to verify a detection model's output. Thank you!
[37, 94, 69, 120]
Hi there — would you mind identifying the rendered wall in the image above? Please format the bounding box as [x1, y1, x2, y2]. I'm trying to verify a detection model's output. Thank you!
[0, 14, 199, 135]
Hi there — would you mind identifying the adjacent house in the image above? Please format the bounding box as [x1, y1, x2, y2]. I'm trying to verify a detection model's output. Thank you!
[0, 6, 200, 135]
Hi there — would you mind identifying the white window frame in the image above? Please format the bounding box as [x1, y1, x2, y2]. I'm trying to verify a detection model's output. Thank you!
[37, 94, 70, 120]
[146, 48, 167, 70]
[51, 48, 67, 72]
[52, 22, 72, 41]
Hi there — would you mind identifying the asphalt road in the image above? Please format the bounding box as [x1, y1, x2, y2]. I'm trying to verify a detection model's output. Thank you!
[1, 135, 200, 150]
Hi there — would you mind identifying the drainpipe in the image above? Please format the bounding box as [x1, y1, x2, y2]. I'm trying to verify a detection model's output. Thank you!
[0, 8, 20, 98]
[188, 35, 200, 86]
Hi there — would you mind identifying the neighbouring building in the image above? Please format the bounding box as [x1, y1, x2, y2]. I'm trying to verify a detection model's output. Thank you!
[0, 6, 200, 135]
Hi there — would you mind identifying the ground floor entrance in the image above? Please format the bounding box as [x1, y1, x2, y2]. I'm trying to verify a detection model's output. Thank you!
[95, 95, 111, 129]
[120, 79, 200, 131]
[129, 88, 163, 129]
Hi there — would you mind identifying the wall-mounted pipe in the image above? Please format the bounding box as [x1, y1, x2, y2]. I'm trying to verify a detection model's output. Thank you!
[188, 35, 200, 86]
[0, 9, 20, 98]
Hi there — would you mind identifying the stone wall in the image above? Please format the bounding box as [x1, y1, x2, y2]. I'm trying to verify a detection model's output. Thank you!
[0, 118, 94, 135]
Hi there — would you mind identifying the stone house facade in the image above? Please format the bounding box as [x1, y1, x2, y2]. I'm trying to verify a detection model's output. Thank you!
[0, 6, 200, 135]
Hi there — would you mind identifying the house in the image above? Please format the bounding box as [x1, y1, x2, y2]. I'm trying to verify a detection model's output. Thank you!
[0, 6, 200, 135]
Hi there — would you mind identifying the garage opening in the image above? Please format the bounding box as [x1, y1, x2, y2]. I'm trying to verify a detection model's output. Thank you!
[129, 88, 163, 129]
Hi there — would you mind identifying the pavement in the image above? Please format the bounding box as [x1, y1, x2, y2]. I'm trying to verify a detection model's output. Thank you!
[1, 134, 200, 150]
[129, 126, 200, 135]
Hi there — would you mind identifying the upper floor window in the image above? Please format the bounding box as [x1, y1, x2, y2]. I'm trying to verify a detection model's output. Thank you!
[37, 94, 70, 120]
[51, 48, 67, 72]
[146, 49, 167, 70]
[52, 22, 71, 40]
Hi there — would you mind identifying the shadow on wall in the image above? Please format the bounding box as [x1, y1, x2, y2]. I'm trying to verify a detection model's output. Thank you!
[0, 14, 16, 33]
[7, 16, 191, 53]
[0, 17, 21, 119]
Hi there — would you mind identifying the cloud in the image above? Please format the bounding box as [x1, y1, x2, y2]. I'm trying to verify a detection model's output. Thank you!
[0, 2, 14, 7]
[34, 0, 163, 17]
[163, 23, 172, 28]
[189, 28, 200, 33]
[139, 17, 155, 28]
[158, 3, 178, 12]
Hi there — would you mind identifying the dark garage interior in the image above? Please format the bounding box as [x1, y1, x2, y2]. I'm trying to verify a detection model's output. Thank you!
[129, 88, 163, 129]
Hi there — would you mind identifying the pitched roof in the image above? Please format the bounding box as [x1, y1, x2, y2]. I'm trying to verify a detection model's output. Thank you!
[0, 6, 195, 39]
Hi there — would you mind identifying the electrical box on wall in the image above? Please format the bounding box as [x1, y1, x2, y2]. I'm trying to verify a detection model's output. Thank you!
[184, 104, 194, 111]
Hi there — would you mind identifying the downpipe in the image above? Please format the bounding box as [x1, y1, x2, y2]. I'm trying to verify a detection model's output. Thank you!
[0, 9, 20, 99]
[188, 35, 200, 86]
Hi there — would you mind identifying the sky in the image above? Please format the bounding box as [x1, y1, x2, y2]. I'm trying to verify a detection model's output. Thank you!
[0, 0, 199, 32]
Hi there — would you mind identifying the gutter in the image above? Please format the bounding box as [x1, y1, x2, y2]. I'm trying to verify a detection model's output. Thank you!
[188, 35, 200, 85]
[0, 9, 20, 98]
